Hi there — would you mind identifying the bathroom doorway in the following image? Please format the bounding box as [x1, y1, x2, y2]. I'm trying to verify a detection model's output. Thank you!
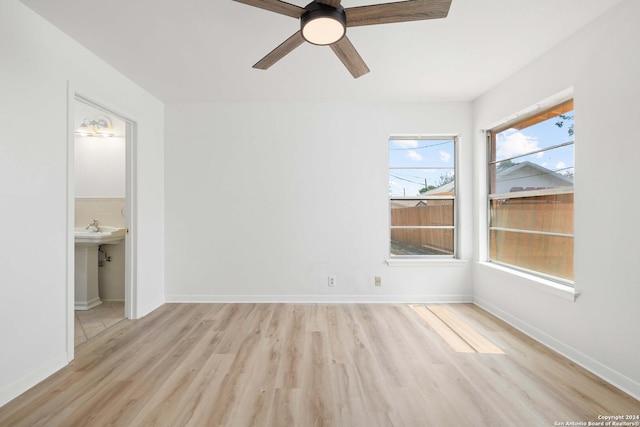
[69, 96, 136, 353]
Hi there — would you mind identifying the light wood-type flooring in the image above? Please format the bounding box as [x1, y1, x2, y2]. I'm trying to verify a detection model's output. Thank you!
[1, 303, 638, 426]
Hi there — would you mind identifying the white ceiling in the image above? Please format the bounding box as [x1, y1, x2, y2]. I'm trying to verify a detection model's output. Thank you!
[20, 0, 624, 103]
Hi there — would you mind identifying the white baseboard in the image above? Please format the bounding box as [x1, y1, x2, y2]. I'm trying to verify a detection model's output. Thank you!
[164, 294, 473, 304]
[473, 296, 640, 401]
[74, 297, 103, 311]
[0, 353, 69, 408]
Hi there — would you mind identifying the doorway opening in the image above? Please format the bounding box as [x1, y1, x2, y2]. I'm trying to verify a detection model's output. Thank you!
[68, 95, 136, 355]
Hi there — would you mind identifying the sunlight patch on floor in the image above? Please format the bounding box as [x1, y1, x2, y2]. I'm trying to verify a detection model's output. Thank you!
[411, 305, 504, 354]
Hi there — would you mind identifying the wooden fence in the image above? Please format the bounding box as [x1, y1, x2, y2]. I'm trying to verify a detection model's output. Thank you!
[490, 193, 574, 280]
[390, 200, 454, 255]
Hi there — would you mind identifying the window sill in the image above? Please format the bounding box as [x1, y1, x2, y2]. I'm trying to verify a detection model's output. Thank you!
[477, 262, 579, 302]
[386, 258, 467, 267]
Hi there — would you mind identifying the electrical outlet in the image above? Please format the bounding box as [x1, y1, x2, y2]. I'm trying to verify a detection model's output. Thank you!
[328, 275, 336, 287]
[374, 276, 382, 287]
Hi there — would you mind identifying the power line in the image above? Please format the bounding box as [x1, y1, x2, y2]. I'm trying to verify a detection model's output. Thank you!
[389, 140, 452, 151]
[389, 173, 424, 186]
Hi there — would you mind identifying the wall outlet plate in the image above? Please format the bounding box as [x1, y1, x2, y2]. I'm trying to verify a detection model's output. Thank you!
[328, 275, 336, 287]
[375, 276, 382, 287]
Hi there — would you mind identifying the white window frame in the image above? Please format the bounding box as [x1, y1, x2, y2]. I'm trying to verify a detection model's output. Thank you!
[388, 135, 459, 259]
[486, 100, 574, 286]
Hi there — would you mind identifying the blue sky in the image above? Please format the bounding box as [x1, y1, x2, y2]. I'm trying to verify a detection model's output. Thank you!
[389, 138, 455, 197]
[388, 111, 575, 197]
[495, 111, 575, 174]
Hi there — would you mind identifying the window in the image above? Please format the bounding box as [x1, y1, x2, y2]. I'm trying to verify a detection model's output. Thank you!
[488, 99, 574, 283]
[389, 136, 457, 257]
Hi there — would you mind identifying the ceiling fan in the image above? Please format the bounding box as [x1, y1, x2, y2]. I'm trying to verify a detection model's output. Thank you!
[233, 0, 453, 78]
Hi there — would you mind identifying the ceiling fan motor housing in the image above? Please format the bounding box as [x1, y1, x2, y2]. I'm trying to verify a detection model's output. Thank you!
[300, 2, 347, 45]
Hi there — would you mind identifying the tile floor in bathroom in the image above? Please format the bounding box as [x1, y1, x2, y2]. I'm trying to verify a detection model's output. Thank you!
[75, 301, 125, 347]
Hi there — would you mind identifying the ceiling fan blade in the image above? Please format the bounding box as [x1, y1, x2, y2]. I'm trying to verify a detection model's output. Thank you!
[233, 0, 305, 19]
[330, 36, 370, 78]
[253, 31, 306, 70]
[316, 0, 342, 8]
[345, 0, 452, 27]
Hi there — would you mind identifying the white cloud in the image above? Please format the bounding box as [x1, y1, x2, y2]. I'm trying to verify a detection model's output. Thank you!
[555, 161, 567, 171]
[439, 150, 451, 162]
[496, 129, 543, 160]
[407, 150, 422, 161]
[392, 140, 419, 149]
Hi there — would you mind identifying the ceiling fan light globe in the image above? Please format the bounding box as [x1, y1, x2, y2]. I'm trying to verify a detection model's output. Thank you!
[300, 5, 346, 46]
[302, 17, 345, 45]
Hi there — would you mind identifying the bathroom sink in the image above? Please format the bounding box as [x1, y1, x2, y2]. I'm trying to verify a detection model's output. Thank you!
[74, 226, 125, 310]
[74, 226, 126, 245]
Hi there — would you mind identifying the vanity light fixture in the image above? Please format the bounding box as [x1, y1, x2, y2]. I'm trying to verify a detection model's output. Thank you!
[75, 115, 116, 137]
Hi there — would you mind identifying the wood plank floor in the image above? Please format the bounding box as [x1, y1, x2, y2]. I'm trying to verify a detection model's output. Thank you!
[1, 303, 638, 426]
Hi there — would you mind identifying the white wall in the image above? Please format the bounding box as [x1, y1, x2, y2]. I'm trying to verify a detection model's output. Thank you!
[75, 136, 125, 198]
[165, 102, 473, 302]
[0, 0, 165, 406]
[472, 0, 640, 398]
